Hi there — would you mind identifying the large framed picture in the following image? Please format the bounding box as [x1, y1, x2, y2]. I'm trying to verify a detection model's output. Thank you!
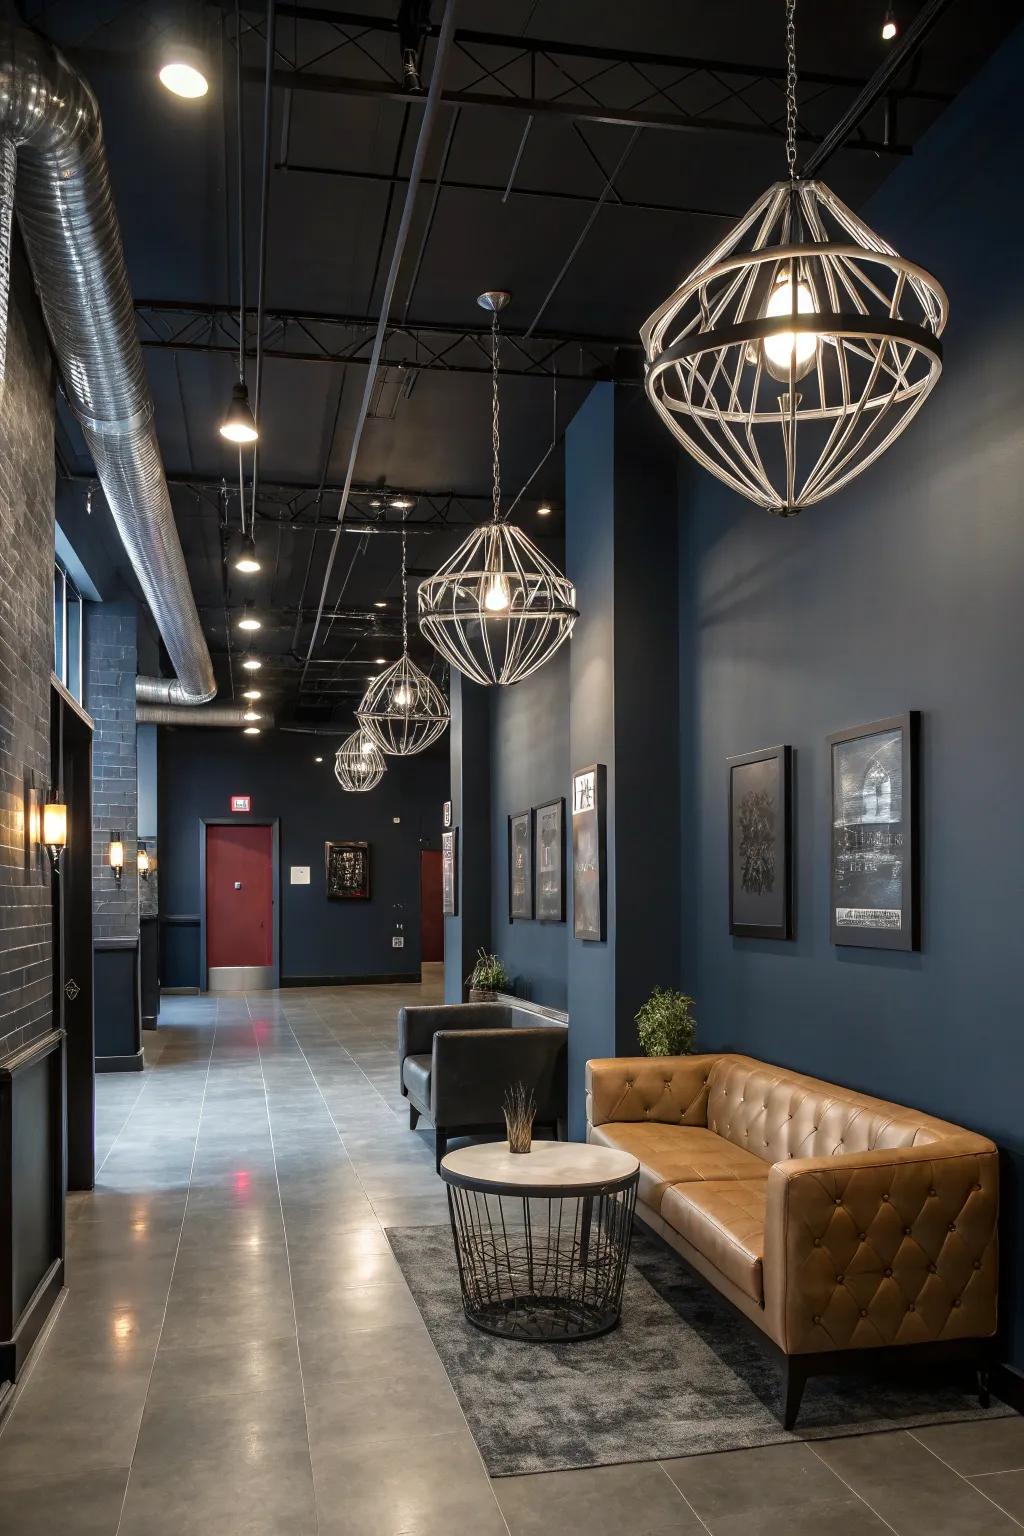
[828, 712, 919, 951]
[534, 797, 565, 923]
[441, 828, 457, 916]
[508, 810, 534, 921]
[572, 764, 606, 942]
[728, 745, 793, 940]
[325, 840, 371, 900]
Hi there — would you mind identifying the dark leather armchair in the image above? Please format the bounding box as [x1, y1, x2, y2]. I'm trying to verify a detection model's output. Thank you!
[397, 1002, 567, 1169]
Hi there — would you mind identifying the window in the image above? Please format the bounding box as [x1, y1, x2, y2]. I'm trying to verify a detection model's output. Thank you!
[53, 559, 83, 701]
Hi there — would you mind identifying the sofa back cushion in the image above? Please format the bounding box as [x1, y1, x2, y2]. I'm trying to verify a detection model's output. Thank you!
[707, 1056, 963, 1164]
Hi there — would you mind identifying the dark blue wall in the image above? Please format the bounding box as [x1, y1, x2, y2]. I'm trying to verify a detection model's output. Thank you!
[489, 645, 569, 1010]
[159, 728, 447, 986]
[679, 27, 1024, 1367]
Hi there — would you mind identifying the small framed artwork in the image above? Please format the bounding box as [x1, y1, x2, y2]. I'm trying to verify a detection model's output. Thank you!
[572, 764, 606, 942]
[325, 840, 371, 900]
[535, 797, 566, 923]
[828, 712, 919, 951]
[442, 828, 458, 916]
[508, 810, 534, 921]
[728, 745, 793, 940]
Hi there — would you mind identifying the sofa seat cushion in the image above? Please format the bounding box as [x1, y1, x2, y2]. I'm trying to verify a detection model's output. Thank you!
[590, 1123, 768, 1214]
[661, 1180, 767, 1304]
[402, 1053, 431, 1108]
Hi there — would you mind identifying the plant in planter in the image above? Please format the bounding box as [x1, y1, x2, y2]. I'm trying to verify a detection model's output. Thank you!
[466, 948, 510, 1002]
[635, 988, 696, 1057]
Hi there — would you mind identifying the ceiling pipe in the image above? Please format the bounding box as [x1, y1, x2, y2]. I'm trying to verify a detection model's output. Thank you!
[0, 23, 216, 705]
[136, 703, 270, 727]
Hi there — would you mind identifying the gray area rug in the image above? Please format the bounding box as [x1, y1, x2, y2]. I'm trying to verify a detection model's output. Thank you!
[387, 1223, 1009, 1476]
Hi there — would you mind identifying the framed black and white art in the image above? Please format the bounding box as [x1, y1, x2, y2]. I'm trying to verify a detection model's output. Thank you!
[534, 797, 565, 923]
[571, 764, 606, 942]
[728, 746, 793, 940]
[325, 840, 371, 900]
[508, 810, 534, 921]
[828, 712, 919, 951]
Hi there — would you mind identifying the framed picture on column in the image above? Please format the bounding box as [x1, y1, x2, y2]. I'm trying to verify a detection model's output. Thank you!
[572, 764, 606, 942]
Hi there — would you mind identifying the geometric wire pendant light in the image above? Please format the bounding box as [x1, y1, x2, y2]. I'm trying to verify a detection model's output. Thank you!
[641, 0, 947, 516]
[334, 729, 386, 792]
[357, 529, 450, 755]
[418, 292, 579, 684]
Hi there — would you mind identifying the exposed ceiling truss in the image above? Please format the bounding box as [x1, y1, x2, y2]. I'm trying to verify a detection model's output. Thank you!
[134, 299, 640, 381]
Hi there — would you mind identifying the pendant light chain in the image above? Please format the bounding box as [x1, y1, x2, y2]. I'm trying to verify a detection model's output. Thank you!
[785, 0, 798, 180]
[490, 308, 502, 522]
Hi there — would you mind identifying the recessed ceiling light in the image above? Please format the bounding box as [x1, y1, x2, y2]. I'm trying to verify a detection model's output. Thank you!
[242, 657, 262, 672]
[374, 601, 387, 609]
[374, 656, 387, 665]
[314, 756, 323, 763]
[158, 48, 209, 99]
[243, 710, 260, 723]
[537, 504, 552, 516]
[243, 726, 261, 735]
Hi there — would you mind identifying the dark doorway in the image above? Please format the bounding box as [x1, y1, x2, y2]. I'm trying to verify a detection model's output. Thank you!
[420, 849, 443, 964]
[202, 821, 278, 991]
[50, 678, 94, 1192]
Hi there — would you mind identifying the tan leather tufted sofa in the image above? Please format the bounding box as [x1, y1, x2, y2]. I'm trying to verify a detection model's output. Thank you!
[586, 1053, 998, 1426]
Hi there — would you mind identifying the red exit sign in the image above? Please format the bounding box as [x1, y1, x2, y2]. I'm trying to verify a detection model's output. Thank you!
[230, 795, 252, 814]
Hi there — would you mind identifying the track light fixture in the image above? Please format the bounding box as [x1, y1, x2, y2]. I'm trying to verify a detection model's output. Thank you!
[234, 533, 261, 573]
[641, 0, 946, 516]
[238, 604, 261, 632]
[242, 656, 262, 672]
[219, 381, 258, 445]
[882, 7, 898, 40]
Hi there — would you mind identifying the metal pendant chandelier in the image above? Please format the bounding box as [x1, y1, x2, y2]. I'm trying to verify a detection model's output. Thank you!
[418, 292, 578, 686]
[334, 730, 386, 792]
[357, 530, 449, 755]
[641, 0, 947, 516]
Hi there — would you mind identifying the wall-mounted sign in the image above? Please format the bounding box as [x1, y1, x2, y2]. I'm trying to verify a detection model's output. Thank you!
[442, 828, 458, 916]
[230, 794, 252, 814]
[290, 866, 311, 885]
[442, 800, 452, 828]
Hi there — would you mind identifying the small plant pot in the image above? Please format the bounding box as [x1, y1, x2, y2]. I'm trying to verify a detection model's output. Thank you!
[469, 987, 497, 1003]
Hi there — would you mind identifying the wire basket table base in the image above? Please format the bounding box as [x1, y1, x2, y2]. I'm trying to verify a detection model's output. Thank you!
[446, 1181, 638, 1341]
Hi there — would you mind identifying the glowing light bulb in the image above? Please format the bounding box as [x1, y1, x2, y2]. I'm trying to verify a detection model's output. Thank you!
[881, 8, 898, 41]
[159, 59, 208, 99]
[484, 574, 510, 613]
[242, 657, 262, 672]
[243, 710, 260, 723]
[360, 737, 373, 757]
[762, 272, 818, 382]
[242, 689, 261, 701]
[393, 685, 412, 709]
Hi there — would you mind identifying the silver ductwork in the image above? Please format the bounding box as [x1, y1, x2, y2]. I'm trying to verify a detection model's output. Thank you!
[136, 704, 270, 728]
[0, 24, 216, 705]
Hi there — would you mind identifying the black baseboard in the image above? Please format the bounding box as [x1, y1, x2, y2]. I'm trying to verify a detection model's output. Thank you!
[96, 1049, 145, 1073]
[281, 972, 420, 987]
[0, 1257, 63, 1383]
[993, 1362, 1024, 1414]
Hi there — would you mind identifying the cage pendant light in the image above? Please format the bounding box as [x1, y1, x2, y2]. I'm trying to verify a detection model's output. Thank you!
[418, 293, 578, 686]
[334, 729, 386, 792]
[357, 531, 449, 755]
[640, 0, 947, 516]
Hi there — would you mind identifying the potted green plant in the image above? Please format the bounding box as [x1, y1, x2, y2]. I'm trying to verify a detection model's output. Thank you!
[635, 987, 696, 1057]
[466, 948, 510, 1003]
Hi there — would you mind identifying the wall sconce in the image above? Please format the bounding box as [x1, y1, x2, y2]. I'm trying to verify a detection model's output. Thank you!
[108, 830, 124, 886]
[138, 842, 151, 881]
[43, 793, 68, 873]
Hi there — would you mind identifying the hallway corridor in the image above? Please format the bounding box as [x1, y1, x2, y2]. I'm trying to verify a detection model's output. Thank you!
[0, 979, 510, 1536]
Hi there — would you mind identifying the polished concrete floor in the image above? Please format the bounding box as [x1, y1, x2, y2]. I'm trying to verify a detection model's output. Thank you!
[1, 979, 1022, 1535]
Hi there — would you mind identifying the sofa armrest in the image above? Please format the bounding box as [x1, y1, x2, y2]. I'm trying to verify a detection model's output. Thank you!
[397, 1005, 507, 1094]
[763, 1134, 999, 1356]
[585, 1055, 719, 1130]
[432, 1026, 566, 1127]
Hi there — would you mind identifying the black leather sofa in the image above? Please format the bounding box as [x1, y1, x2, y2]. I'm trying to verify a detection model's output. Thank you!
[397, 1002, 568, 1169]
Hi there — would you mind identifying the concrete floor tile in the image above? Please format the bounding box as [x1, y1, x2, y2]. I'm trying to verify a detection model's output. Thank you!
[497, 1460, 703, 1535]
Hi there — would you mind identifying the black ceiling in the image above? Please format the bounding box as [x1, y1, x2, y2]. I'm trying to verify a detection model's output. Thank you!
[29, 0, 1017, 727]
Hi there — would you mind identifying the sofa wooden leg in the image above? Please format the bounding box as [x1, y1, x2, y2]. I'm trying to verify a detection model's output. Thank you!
[435, 1130, 447, 1172]
[409, 1104, 420, 1131]
[781, 1359, 806, 1431]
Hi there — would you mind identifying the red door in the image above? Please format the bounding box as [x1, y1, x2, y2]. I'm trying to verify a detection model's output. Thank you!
[420, 849, 443, 963]
[206, 824, 273, 967]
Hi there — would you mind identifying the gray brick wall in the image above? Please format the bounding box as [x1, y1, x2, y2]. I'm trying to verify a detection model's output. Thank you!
[0, 250, 55, 1059]
[84, 599, 139, 940]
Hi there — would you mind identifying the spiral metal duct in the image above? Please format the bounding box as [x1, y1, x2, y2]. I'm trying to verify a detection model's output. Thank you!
[0, 23, 216, 705]
[136, 704, 269, 728]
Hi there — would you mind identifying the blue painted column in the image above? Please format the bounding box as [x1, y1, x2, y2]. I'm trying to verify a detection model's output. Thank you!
[565, 384, 680, 1136]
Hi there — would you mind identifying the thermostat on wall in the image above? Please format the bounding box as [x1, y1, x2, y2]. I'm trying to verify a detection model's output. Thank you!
[290, 866, 311, 885]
